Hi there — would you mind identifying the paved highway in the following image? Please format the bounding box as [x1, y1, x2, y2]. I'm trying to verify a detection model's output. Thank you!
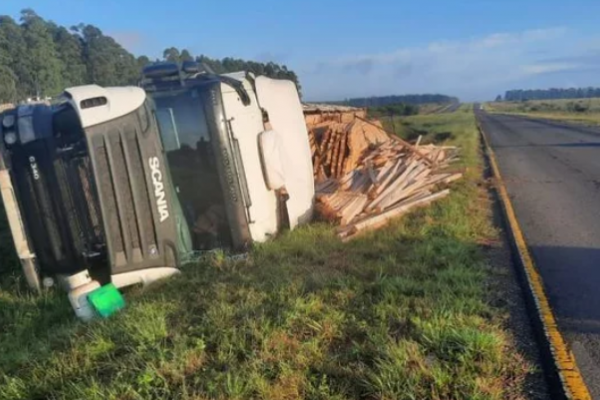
[478, 111, 600, 398]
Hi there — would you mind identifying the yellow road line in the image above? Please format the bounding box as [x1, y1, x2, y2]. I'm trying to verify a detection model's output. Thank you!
[478, 120, 591, 400]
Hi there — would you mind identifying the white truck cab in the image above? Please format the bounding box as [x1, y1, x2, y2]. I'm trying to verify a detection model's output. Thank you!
[143, 62, 314, 253]
[0, 62, 314, 291]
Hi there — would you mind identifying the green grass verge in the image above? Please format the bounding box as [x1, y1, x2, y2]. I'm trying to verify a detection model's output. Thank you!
[0, 106, 536, 400]
[485, 98, 600, 126]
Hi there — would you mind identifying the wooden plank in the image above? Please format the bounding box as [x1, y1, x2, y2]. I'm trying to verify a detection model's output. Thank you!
[370, 163, 424, 210]
[315, 178, 337, 193]
[368, 163, 421, 210]
[325, 129, 337, 171]
[333, 197, 351, 215]
[354, 115, 436, 166]
[317, 165, 327, 182]
[329, 130, 342, 175]
[330, 192, 350, 209]
[313, 154, 323, 178]
[338, 130, 349, 176]
[335, 130, 347, 177]
[335, 132, 344, 177]
[368, 159, 419, 210]
[335, 130, 346, 177]
[340, 170, 358, 190]
[436, 149, 446, 162]
[376, 172, 462, 211]
[330, 135, 339, 178]
[416, 173, 463, 193]
[364, 182, 376, 196]
[341, 190, 451, 241]
[340, 169, 356, 184]
[311, 130, 325, 160]
[324, 192, 342, 207]
[361, 152, 378, 164]
[367, 162, 377, 184]
[375, 160, 396, 182]
[350, 172, 369, 192]
[415, 135, 423, 147]
[379, 141, 394, 151]
[338, 196, 361, 221]
[319, 127, 332, 154]
[371, 190, 433, 216]
[340, 195, 368, 225]
[356, 175, 371, 193]
[373, 158, 407, 196]
[372, 157, 390, 168]
[377, 168, 432, 210]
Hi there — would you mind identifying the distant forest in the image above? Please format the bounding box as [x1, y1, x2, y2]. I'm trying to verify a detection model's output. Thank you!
[340, 94, 459, 107]
[367, 103, 420, 118]
[503, 88, 600, 102]
[0, 9, 300, 103]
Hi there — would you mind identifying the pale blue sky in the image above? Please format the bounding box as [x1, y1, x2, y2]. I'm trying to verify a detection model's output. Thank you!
[4, 0, 600, 101]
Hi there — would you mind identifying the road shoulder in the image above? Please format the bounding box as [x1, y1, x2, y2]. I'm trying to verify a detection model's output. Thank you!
[478, 112, 592, 400]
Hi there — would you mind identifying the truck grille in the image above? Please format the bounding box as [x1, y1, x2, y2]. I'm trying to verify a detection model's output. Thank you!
[86, 104, 178, 275]
[91, 130, 157, 266]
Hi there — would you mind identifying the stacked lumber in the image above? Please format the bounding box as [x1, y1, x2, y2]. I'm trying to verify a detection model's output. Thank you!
[315, 137, 462, 242]
[305, 107, 389, 182]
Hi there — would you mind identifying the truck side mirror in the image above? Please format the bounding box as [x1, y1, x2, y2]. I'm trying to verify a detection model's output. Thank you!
[258, 129, 286, 191]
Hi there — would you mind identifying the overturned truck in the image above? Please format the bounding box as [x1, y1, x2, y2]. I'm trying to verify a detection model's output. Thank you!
[0, 63, 314, 291]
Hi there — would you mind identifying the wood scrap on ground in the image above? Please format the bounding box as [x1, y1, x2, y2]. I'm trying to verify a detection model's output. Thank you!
[305, 105, 462, 241]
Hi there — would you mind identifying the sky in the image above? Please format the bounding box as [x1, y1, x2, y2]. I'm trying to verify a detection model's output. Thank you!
[4, 0, 600, 101]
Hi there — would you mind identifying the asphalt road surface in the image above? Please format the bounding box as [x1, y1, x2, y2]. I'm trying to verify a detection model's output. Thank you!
[478, 111, 600, 398]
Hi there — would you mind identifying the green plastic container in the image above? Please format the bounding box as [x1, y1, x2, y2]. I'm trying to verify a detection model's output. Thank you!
[87, 283, 126, 318]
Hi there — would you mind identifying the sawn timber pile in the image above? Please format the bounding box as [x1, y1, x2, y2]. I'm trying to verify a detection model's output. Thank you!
[306, 109, 462, 241]
[305, 106, 389, 182]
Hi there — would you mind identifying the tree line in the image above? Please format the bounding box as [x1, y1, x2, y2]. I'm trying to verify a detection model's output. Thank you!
[367, 103, 420, 118]
[161, 47, 300, 91]
[503, 88, 600, 102]
[0, 9, 301, 103]
[339, 94, 459, 107]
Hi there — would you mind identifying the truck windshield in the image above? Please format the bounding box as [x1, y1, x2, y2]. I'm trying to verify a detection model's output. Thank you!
[152, 88, 232, 250]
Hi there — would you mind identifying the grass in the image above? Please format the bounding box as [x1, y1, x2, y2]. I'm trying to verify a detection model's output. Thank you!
[382, 103, 469, 143]
[0, 105, 537, 400]
[485, 98, 600, 125]
[417, 103, 454, 115]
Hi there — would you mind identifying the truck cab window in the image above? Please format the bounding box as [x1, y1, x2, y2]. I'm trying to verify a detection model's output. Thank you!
[153, 89, 232, 250]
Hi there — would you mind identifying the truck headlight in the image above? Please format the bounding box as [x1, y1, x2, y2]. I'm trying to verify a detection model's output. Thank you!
[4, 131, 17, 145]
[2, 115, 15, 129]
